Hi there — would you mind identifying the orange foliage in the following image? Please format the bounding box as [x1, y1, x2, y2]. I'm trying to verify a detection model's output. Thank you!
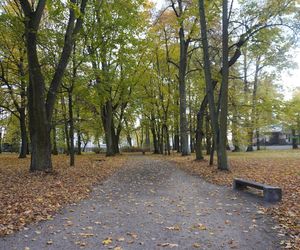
[0, 154, 126, 236]
[159, 151, 300, 249]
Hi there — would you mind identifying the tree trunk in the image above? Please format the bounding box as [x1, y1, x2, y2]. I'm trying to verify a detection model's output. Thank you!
[199, 0, 220, 167]
[26, 32, 52, 172]
[246, 131, 254, 151]
[151, 116, 159, 154]
[112, 121, 120, 154]
[195, 112, 204, 160]
[209, 141, 215, 166]
[217, 0, 230, 171]
[174, 132, 180, 152]
[68, 89, 75, 166]
[61, 95, 70, 155]
[76, 107, 81, 155]
[292, 129, 298, 149]
[205, 112, 212, 155]
[127, 135, 132, 147]
[19, 109, 28, 158]
[52, 124, 58, 155]
[20, 0, 87, 172]
[256, 129, 260, 150]
[178, 25, 189, 156]
[145, 123, 150, 151]
[102, 100, 115, 156]
[0, 130, 2, 154]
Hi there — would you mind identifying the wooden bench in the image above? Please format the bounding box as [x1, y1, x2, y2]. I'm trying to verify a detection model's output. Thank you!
[233, 178, 282, 202]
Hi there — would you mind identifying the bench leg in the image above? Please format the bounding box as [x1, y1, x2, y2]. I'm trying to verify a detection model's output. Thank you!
[263, 188, 282, 202]
[233, 181, 247, 190]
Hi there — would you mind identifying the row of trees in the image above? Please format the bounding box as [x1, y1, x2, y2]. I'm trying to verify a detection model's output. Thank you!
[0, 0, 299, 172]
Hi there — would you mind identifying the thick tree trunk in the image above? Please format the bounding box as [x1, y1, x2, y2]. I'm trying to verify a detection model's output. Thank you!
[26, 31, 52, 172]
[217, 0, 229, 171]
[19, 109, 28, 158]
[102, 100, 115, 156]
[20, 0, 87, 172]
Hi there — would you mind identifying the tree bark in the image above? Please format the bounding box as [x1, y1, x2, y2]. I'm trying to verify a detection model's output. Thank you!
[61, 94, 70, 154]
[217, 0, 230, 170]
[151, 116, 159, 154]
[178, 25, 189, 156]
[20, 0, 87, 172]
[102, 100, 115, 156]
[198, 0, 220, 165]
[292, 129, 298, 149]
[68, 89, 75, 166]
[76, 106, 82, 155]
[18, 108, 28, 158]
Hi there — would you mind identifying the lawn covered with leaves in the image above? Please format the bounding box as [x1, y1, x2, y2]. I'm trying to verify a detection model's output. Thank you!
[163, 150, 300, 249]
[0, 154, 126, 236]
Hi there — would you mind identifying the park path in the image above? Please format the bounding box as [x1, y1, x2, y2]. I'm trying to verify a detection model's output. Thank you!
[0, 156, 281, 250]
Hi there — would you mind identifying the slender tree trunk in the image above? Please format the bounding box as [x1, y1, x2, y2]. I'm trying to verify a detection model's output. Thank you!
[112, 121, 120, 154]
[199, 0, 220, 165]
[195, 112, 204, 160]
[61, 95, 70, 155]
[52, 124, 58, 155]
[68, 89, 75, 166]
[76, 107, 81, 155]
[165, 125, 170, 155]
[0, 130, 2, 154]
[209, 141, 215, 166]
[256, 129, 260, 150]
[127, 134, 132, 147]
[205, 112, 212, 155]
[174, 132, 180, 152]
[145, 123, 150, 151]
[292, 129, 298, 149]
[151, 116, 159, 154]
[19, 109, 27, 158]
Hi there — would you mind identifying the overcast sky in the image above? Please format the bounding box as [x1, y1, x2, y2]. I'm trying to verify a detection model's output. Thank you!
[151, 0, 300, 100]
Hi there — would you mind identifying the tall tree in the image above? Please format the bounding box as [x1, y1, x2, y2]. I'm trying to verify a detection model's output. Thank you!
[19, 0, 88, 171]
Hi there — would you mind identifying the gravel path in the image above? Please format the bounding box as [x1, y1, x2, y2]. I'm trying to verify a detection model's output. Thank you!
[0, 156, 281, 250]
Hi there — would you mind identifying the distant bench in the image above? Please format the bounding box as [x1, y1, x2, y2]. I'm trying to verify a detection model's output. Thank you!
[233, 178, 282, 202]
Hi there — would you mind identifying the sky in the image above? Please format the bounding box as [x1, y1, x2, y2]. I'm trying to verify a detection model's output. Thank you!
[151, 0, 300, 100]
